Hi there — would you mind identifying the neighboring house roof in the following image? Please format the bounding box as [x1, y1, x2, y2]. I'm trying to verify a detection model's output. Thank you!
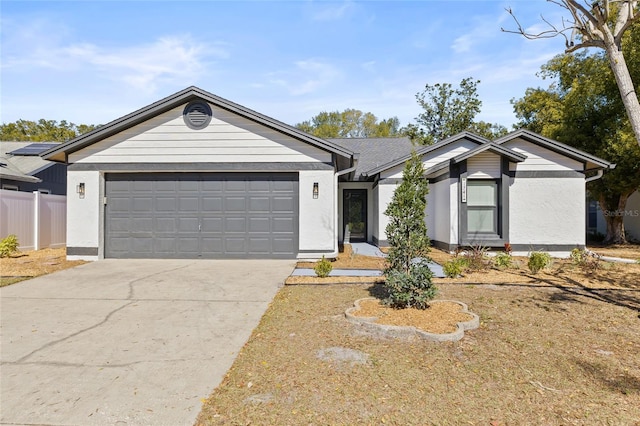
[329, 137, 414, 180]
[0, 142, 60, 183]
[42, 86, 354, 163]
[494, 129, 615, 171]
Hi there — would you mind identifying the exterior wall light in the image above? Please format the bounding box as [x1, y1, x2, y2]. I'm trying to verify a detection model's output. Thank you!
[313, 182, 319, 199]
[76, 182, 85, 199]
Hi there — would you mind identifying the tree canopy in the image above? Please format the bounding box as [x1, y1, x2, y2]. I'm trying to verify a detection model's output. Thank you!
[295, 109, 400, 138]
[512, 23, 640, 244]
[0, 119, 99, 142]
[504, 0, 640, 147]
[404, 78, 508, 145]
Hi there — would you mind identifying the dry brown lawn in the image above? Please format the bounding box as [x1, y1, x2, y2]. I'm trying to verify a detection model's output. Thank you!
[0, 248, 86, 286]
[197, 246, 640, 425]
[588, 244, 640, 260]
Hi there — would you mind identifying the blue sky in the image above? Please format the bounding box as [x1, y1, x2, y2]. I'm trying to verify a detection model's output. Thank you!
[1, 1, 568, 131]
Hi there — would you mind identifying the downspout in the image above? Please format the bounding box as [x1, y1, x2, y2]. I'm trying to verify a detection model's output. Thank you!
[585, 169, 604, 183]
[333, 155, 359, 257]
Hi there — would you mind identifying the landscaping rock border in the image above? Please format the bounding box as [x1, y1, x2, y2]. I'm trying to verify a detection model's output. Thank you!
[345, 298, 480, 342]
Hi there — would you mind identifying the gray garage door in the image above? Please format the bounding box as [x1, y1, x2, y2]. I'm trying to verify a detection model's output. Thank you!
[105, 173, 298, 259]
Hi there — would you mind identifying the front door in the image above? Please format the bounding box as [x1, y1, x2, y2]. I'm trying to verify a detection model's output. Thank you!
[343, 189, 367, 242]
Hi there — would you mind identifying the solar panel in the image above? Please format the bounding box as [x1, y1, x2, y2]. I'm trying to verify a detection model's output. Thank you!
[7, 143, 60, 156]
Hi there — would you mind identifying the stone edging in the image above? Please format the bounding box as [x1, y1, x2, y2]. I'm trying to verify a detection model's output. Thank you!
[345, 298, 480, 342]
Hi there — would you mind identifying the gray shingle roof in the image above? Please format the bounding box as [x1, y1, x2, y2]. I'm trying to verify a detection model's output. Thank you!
[329, 137, 415, 180]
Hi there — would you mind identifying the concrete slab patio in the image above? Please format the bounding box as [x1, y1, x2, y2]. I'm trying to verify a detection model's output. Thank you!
[0, 259, 294, 426]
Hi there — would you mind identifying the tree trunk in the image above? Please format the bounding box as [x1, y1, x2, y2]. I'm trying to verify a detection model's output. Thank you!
[599, 192, 630, 245]
[603, 30, 640, 148]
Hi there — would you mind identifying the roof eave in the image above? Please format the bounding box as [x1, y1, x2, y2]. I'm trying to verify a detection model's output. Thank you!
[496, 129, 615, 170]
[42, 86, 354, 162]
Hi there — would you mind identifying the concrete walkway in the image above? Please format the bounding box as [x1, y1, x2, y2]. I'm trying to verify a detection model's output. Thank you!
[0, 259, 294, 426]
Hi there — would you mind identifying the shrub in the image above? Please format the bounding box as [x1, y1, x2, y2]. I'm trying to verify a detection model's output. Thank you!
[0, 235, 19, 258]
[462, 245, 490, 271]
[314, 255, 333, 278]
[570, 248, 600, 273]
[528, 251, 551, 274]
[384, 261, 436, 309]
[494, 251, 514, 269]
[443, 258, 467, 278]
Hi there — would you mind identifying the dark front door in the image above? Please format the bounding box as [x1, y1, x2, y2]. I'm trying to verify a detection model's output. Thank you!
[343, 189, 367, 242]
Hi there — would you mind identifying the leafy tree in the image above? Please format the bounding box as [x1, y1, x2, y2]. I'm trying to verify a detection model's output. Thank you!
[295, 109, 400, 138]
[405, 78, 508, 145]
[512, 34, 640, 244]
[504, 0, 640, 147]
[0, 119, 99, 142]
[383, 150, 436, 309]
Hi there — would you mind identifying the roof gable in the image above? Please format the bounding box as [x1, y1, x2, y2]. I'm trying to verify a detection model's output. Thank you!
[43, 86, 354, 162]
[494, 129, 614, 171]
[364, 131, 489, 177]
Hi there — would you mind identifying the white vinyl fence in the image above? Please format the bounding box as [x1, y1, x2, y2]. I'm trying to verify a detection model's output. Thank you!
[0, 190, 67, 250]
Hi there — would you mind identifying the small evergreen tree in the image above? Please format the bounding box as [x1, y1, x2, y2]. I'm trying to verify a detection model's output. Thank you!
[383, 150, 436, 309]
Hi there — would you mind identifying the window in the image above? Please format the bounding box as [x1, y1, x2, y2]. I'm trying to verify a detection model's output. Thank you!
[467, 180, 498, 234]
[2, 184, 19, 191]
[38, 188, 51, 194]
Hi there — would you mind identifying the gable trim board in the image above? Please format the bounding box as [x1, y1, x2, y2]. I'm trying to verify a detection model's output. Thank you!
[44, 87, 614, 260]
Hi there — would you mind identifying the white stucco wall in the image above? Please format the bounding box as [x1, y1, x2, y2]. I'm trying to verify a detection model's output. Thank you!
[509, 177, 585, 255]
[427, 179, 452, 245]
[298, 170, 335, 256]
[66, 170, 101, 260]
[375, 182, 398, 244]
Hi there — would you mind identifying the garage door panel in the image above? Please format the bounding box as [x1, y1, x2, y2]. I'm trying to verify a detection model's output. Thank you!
[132, 181, 153, 191]
[177, 217, 199, 232]
[249, 197, 270, 212]
[272, 238, 296, 253]
[248, 238, 270, 253]
[225, 217, 246, 232]
[202, 197, 223, 212]
[249, 217, 270, 232]
[272, 197, 295, 212]
[132, 217, 154, 232]
[109, 197, 132, 212]
[225, 197, 245, 212]
[225, 180, 246, 192]
[225, 238, 246, 253]
[105, 172, 298, 258]
[273, 217, 295, 233]
[201, 237, 223, 254]
[179, 198, 199, 212]
[132, 198, 153, 212]
[177, 238, 199, 253]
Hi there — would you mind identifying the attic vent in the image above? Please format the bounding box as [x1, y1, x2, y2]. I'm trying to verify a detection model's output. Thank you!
[183, 101, 212, 130]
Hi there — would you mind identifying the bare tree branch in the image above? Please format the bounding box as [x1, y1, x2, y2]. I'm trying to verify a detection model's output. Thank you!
[503, 0, 640, 146]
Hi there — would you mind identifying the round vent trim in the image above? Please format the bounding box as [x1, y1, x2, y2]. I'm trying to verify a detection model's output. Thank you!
[183, 101, 212, 130]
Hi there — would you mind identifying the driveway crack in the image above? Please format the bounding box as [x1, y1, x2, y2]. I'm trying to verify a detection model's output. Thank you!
[15, 301, 136, 364]
[14, 262, 197, 364]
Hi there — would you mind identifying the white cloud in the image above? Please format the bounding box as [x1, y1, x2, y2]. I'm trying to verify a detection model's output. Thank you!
[310, 1, 355, 21]
[268, 59, 342, 96]
[2, 19, 225, 94]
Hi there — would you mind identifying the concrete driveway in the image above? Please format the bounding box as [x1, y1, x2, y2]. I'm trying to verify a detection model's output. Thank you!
[0, 259, 294, 426]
